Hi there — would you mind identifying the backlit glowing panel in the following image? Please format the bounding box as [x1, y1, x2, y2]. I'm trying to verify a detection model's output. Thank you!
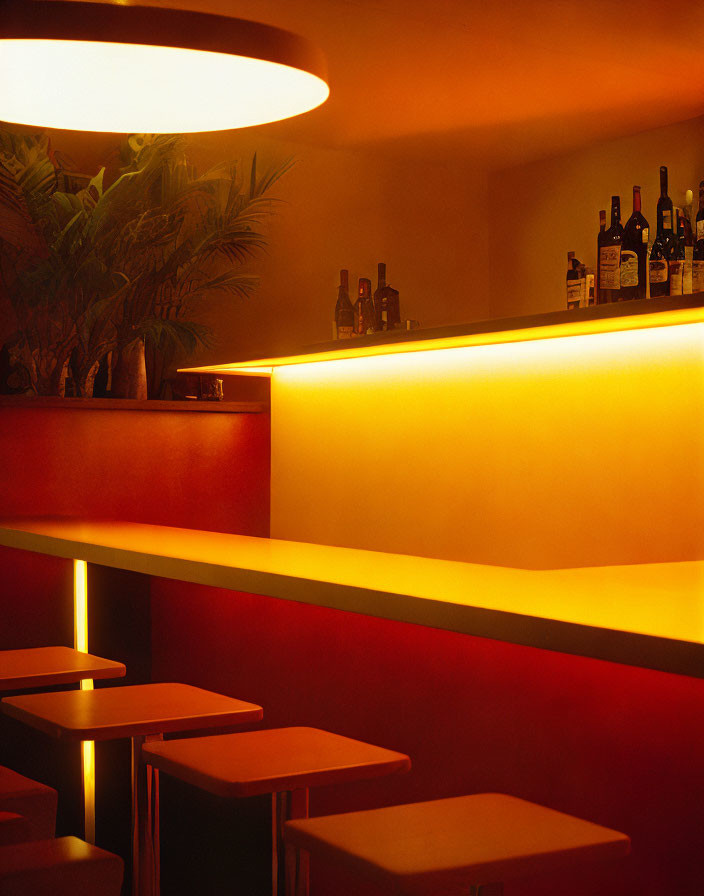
[271, 322, 704, 572]
[73, 559, 88, 656]
[0, 40, 329, 133]
[182, 306, 704, 374]
[73, 559, 95, 844]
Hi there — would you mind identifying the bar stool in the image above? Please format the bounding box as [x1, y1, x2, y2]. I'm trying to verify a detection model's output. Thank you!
[0, 835, 124, 896]
[0, 646, 126, 845]
[0, 647, 126, 691]
[0, 764, 57, 840]
[284, 792, 630, 895]
[142, 726, 411, 896]
[2, 681, 263, 896]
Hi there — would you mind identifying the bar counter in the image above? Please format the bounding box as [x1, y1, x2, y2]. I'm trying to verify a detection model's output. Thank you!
[1, 517, 702, 678]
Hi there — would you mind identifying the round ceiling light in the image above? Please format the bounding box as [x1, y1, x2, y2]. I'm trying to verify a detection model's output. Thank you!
[0, 1, 329, 133]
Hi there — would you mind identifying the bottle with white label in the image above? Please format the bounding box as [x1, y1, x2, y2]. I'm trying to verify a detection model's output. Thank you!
[649, 184, 673, 298]
[693, 181, 704, 294]
[681, 204, 694, 294]
[566, 251, 581, 309]
[598, 196, 623, 303]
[669, 209, 685, 296]
[596, 209, 607, 303]
[620, 186, 649, 301]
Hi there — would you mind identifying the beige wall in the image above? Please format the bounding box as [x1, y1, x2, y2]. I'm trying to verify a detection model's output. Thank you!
[487, 115, 704, 319]
[190, 132, 490, 362]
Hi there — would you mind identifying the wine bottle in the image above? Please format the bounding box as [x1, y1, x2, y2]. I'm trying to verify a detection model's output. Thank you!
[682, 205, 694, 294]
[373, 263, 400, 331]
[566, 251, 580, 309]
[598, 196, 622, 303]
[693, 181, 704, 294]
[354, 278, 375, 335]
[596, 209, 606, 303]
[649, 184, 673, 298]
[334, 269, 355, 339]
[669, 209, 684, 296]
[657, 165, 676, 260]
[620, 186, 649, 301]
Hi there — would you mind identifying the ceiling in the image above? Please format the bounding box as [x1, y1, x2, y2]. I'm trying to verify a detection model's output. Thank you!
[45, 0, 704, 167]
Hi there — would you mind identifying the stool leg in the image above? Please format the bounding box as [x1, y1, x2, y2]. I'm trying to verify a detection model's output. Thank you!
[132, 735, 163, 896]
[272, 792, 285, 896]
[285, 788, 309, 896]
[131, 735, 148, 896]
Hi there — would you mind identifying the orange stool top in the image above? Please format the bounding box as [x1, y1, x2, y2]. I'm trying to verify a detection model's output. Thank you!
[1, 682, 262, 741]
[0, 647, 125, 691]
[0, 835, 124, 896]
[142, 726, 411, 797]
[284, 793, 630, 893]
[0, 765, 57, 840]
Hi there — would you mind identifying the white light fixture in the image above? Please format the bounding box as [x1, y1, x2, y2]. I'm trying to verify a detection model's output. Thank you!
[0, 0, 329, 133]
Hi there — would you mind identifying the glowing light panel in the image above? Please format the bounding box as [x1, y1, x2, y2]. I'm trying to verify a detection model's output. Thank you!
[73, 559, 95, 844]
[0, 39, 329, 133]
[182, 306, 704, 376]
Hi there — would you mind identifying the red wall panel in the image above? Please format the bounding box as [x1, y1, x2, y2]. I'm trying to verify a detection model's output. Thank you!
[0, 406, 270, 534]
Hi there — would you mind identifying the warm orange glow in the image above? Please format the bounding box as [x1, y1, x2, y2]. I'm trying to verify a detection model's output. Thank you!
[73, 559, 95, 844]
[182, 306, 704, 375]
[0, 40, 329, 134]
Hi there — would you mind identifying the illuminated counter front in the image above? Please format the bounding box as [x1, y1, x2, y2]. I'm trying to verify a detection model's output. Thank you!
[1, 518, 704, 678]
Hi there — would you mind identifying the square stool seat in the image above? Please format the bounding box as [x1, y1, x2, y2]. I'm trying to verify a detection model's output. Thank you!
[0, 647, 125, 691]
[284, 793, 630, 894]
[0, 765, 57, 840]
[142, 726, 411, 797]
[1, 682, 262, 741]
[0, 835, 123, 896]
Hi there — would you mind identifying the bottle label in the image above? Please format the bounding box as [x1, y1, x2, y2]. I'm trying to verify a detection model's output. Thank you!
[649, 260, 668, 283]
[620, 250, 639, 287]
[337, 325, 354, 339]
[685, 246, 694, 262]
[642, 228, 649, 243]
[698, 220, 704, 241]
[566, 281, 582, 307]
[683, 260, 693, 295]
[599, 245, 621, 289]
[669, 259, 683, 295]
[663, 210, 673, 230]
[692, 259, 704, 293]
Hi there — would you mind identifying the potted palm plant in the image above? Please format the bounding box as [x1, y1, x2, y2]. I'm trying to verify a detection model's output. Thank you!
[0, 129, 292, 397]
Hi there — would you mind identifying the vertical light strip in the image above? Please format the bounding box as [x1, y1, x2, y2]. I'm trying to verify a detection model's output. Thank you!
[73, 559, 96, 844]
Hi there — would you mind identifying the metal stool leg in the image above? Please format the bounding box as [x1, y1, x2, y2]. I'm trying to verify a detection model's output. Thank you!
[286, 788, 309, 896]
[131, 734, 163, 896]
[271, 789, 310, 896]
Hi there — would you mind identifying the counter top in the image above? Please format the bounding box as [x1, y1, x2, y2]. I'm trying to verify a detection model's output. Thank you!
[1, 517, 702, 677]
[0, 397, 268, 413]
